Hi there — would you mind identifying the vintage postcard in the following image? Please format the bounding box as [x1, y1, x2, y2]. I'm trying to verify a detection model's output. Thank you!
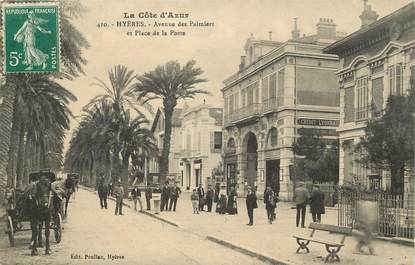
[0, 0, 414, 265]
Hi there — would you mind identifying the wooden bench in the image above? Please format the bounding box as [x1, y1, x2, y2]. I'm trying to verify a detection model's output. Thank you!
[293, 222, 353, 263]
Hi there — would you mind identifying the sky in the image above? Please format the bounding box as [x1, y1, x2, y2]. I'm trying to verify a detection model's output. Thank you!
[61, 0, 413, 149]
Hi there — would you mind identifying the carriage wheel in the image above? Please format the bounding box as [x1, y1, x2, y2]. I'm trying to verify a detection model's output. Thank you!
[5, 216, 14, 247]
[54, 213, 62, 243]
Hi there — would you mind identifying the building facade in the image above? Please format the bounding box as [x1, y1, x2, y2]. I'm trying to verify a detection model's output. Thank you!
[324, 2, 415, 194]
[178, 104, 223, 190]
[222, 19, 343, 200]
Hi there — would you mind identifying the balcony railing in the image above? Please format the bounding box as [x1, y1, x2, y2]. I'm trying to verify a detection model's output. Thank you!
[224, 103, 266, 126]
[262, 97, 278, 113]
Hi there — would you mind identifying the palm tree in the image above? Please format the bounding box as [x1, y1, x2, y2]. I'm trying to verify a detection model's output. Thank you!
[0, 0, 89, 199]
[83, 65, 153, 181]
[135, 60, 208, 182]
[65, 101, 156, 191]
[7, 75, 76, 187]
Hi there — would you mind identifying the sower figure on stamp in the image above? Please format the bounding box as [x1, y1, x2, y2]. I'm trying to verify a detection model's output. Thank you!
[113, 179, 124, 215]
[13, 10, 52, 70]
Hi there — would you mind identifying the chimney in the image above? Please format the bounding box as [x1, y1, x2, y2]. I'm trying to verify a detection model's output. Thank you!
[316, 18, 336, 39]
[268, 31, 273, 41]
[359, 0, 378, 28]
[291, 18, 300, 40]
[239, 56, 246, 71]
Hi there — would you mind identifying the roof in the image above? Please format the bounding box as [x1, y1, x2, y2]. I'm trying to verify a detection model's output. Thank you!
[290, 34, 344, 45]
[324, 2, 415, 54]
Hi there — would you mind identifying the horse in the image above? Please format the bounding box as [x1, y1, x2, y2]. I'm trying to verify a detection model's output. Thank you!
[30, 175, 53, 256]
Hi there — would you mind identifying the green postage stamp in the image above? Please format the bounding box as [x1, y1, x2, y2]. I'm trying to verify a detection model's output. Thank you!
[2, 2, 60, 74]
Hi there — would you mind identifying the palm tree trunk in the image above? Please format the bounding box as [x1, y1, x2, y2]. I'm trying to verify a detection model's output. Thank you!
[0, 79, 16, 201]
[6, 94, 20, 186]
[23, 136, 33, 185]
[160, 105, 174, 184]
[16, 125, 26, 188]
[121, 153, 130, 198]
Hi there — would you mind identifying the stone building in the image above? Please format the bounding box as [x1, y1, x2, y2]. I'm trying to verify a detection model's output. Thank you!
[222, 18, 343, 200]
[324, 1, 415, 194]
[178, 104, 223, 190]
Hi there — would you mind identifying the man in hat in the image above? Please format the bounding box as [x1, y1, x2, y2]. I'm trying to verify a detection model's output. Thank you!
[169, 182, 181, 211]
[113, 179, 124, 215]
[97, 176, 108, 209]
[130, 184, 142, 212]
[245, 186, 257, 226]
[295, 184, 309, 228]
[206, 184, 215, 212]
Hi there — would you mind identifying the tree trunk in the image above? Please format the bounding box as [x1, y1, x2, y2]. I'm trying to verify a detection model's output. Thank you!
[23, 136, 33, 184]
[6, 94, 20, 187]
[121, 153, 130, 198]
[90, 152, 96, 190]
[159, 105, 174, 184]
[0, 79, 16, 202]
[16, 125, 26, 188]
[121, 153, 130, 182]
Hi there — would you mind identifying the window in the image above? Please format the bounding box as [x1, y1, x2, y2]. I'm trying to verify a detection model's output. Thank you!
[214, 132, 222, 149]
[277, 69, 285, 106]
[371, 77, 384, 116]
[262, 76, 269, 102]
[344, 86, 354, 123]
[389, 64, 403, 95]
[267, 127, 278, 147]
[269, 73, 277, 99]
[211, 132, 222, 152]
[356, 77, 369, 120]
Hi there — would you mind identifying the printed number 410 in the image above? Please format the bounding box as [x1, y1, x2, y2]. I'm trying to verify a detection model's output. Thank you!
[9, 52, 23, 67]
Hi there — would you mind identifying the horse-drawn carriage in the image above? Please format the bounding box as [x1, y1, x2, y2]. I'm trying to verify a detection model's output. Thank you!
[4, 170, 63, 251]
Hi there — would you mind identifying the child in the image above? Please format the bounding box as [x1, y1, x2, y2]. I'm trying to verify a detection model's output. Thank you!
[191, 189, 199, 214]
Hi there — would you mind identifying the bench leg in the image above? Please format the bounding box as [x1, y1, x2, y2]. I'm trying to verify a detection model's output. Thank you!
[324, 245, 341, 263]
[295, 239, 310, 254]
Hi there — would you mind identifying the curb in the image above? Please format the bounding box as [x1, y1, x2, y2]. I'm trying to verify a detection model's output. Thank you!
[376, 236, 414, 247]
[206, 235, 294, 265]
[140, 210, 179, 227]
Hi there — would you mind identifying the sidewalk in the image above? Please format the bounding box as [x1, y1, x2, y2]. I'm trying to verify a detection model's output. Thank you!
[133, 194, 413, 265]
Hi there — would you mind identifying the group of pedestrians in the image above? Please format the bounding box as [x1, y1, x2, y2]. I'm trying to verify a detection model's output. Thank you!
[295, 184, 325, 228]
[159, 181, 182, 212]
[97, 176, 125, 215]
[190, 183, 239, 215]
[244, 185, 278, 226]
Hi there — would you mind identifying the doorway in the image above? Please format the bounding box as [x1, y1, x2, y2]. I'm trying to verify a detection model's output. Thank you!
[266, 159, 280, 196]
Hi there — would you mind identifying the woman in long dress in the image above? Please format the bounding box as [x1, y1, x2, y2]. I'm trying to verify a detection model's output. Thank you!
[227, 186, 238, 215]
[13, 11, 52, 70]
[216, 184, 227, 214]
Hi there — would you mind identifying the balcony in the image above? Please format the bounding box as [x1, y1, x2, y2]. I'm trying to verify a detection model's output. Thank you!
[262, 97, 278, 113]
[224, 103, 262, 126]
